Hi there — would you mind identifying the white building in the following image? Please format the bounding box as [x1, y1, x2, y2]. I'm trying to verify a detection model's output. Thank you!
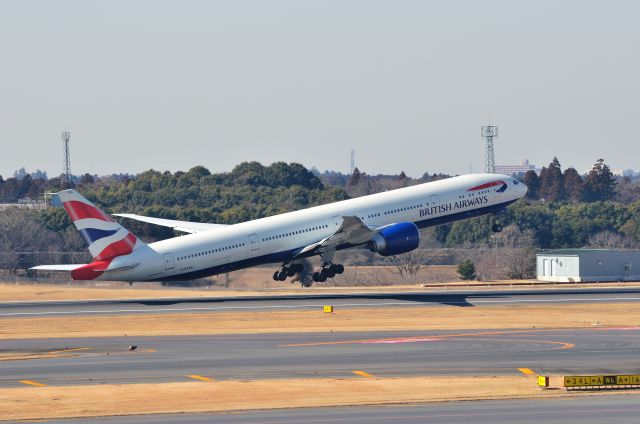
[537, 249, 640, 282]
[495, 160, 538, 176]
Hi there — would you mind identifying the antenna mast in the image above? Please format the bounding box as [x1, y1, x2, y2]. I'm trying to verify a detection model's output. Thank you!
[61, 131, 71, 188]
[350, 149, 355, 174]
[481, 125, 498, 173]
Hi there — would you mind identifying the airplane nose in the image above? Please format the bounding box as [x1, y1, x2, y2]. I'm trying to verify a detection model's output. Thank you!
[519, 180, 528, 197]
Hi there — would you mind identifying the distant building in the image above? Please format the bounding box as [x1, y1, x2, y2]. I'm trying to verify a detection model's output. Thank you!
[537, 249, 640, 283]
[495, 159, 538, 176]
[611, 169, 640, 178]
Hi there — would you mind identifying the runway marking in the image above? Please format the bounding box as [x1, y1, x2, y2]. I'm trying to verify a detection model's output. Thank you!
[19, 380, 47, 387]
[186, 374, 214, 382]
[4, 296, 640, 317]
[352, 370, 375, 378]
[283, 329, 577, 349]
[47, 347, 91, 354]
[0, 347, 93, 362]
[517, 368, 535, 375]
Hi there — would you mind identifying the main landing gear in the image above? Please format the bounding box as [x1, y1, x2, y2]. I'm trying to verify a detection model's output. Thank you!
[491, 209, 506, 233]
[312, 262, 344, 283]
[272, 263, 304, 281]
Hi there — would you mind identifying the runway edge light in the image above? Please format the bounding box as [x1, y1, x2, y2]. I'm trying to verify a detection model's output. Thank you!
[538, 376, 549, 388]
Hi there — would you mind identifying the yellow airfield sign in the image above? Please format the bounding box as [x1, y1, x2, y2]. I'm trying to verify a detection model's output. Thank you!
[564, 374, 640, 388]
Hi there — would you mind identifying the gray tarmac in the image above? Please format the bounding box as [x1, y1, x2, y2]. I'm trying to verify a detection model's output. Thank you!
[27, 395, 640, 424]
[3, 286, 640, 317]
[2, 326, 640, 387]
[4, 288, 640, 423]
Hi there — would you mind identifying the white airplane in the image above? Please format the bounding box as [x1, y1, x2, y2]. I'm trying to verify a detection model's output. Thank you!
[32, 173, 526, 283]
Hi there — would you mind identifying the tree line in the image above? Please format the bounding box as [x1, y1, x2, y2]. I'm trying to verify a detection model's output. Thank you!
[1, 159, 639, 274]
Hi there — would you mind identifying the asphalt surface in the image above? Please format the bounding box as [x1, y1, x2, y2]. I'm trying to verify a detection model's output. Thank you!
[35, 395, 640, 424]
[3, 326, 640, 387]
[3, 287, 640, 317]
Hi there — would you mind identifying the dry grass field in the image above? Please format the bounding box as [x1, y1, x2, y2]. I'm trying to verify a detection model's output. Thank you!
[2, 303, 639, 340]
[0, 375, 581, 421]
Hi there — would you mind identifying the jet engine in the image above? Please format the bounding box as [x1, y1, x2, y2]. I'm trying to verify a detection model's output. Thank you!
[368, 222, 420, 256]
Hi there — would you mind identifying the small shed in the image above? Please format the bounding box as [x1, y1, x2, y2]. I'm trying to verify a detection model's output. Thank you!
[537, 249, 640, 283]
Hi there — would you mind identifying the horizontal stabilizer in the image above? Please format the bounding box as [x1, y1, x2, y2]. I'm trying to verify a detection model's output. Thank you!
[30, 264, 87, 271]
[113, 213, 227, 234]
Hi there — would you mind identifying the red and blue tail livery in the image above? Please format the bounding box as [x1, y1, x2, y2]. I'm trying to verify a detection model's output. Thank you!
[59, 190, 139, 261]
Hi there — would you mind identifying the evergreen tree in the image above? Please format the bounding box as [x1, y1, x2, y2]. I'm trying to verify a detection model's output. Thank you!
[348, 167, 361, 186]
[457, 259, 476, 280]
[584, 159, 617, 202]
[539, 157, 564, 202]
[522, 170, 540, 200]
[562, 167, 584, 202]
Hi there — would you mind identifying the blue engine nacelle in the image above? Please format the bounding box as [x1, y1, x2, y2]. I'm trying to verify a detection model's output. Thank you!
[368, 222, 420, 256]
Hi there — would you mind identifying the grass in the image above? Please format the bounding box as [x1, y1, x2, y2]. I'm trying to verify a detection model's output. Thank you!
[0, 376, 578, 420]
[2, 303, 639, 340]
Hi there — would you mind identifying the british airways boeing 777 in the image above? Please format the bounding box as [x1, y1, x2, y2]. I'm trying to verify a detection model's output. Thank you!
[32, 173, 527, 283]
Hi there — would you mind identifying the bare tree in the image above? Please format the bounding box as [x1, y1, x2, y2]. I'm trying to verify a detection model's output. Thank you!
[588, 231, 635, 249]
[384, 234, 432, 281]
[463, 225, 536, 280]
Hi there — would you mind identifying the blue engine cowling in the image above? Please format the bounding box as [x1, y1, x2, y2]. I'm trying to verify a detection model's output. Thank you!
[369, 222, 420, 256]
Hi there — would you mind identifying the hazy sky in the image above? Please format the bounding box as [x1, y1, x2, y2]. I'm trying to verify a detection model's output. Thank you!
[1, 0, 638, 178]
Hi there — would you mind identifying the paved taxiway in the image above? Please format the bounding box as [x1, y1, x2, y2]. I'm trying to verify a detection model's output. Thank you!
[3, 287, 640, 317]
[35, 395, 640, 424]
[3, 326, 640, 387]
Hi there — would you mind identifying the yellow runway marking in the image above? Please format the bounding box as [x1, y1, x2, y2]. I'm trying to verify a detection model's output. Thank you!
[19, 380, 47, 387]
[518, 368, 535, 375]
[186, 374, 214, 382]
[352, 370, 375, 378]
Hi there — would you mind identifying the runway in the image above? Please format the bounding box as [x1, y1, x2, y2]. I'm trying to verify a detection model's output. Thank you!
[36, 396, 640, 424]
[3, 287, 640, 317]
[3, 326, 640, 388]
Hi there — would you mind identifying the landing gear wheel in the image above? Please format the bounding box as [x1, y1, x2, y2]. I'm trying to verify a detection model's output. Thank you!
[333, 264, 344, 274]
[312, 272, 322, 282]
[286, 267, 297, 277]
[277, 270, 287, 281]
[492, 223, 503, 233]
[273, 271, 280, 281]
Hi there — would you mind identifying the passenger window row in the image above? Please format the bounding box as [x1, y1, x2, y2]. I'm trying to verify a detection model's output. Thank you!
[177, 242, 246, 261]
[262, 224, 329, 243]
[383, 203, 423, 216]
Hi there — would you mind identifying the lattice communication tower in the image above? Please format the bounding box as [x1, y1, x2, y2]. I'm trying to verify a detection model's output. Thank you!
[61, 131, 71, 187]
[481, 125, 498, 173]
[350, 149, 355, 174]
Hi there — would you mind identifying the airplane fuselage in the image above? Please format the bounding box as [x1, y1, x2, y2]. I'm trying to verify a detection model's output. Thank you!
[103, 173, 526, 281]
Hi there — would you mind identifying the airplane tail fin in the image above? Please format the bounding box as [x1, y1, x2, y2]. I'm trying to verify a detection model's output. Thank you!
[57, 189, 144, 261]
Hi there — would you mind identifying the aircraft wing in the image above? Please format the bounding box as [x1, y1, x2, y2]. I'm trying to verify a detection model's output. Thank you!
[113, 213, 227, 234]
[296, 216, 377, 258]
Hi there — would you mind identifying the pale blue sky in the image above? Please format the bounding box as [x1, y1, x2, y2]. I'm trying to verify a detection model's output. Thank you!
[1, 0, 638, 178]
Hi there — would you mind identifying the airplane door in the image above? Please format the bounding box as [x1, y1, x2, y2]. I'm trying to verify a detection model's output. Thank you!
[248, 234, 260, 256]
[332, 216, 342, 228]
[163, 253, 175, 270]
